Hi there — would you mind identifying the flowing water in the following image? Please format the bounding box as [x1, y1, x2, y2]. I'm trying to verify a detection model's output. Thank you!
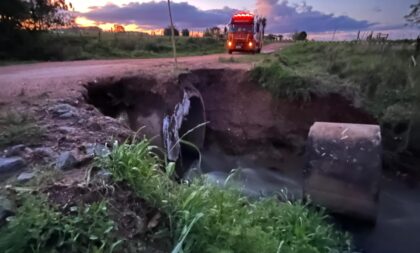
[183, 143, 420, 253]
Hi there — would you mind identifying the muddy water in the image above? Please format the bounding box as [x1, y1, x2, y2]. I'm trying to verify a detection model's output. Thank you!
[184, 144, 420, 253]
[343, 176, 420, 253]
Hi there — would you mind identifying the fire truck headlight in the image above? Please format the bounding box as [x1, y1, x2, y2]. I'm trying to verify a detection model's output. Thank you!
[248, 41, 253, 47]
[228, 41, 232, 47]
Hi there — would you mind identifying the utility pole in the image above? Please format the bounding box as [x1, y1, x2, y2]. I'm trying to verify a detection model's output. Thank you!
[167, 0, 178, 69]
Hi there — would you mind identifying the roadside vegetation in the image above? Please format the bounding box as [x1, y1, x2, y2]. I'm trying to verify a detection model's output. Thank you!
[101, 139, 350, 253]
[0, 138, 351, 253]
[1, 32, 224, 62]
[252, 42, 420, 122]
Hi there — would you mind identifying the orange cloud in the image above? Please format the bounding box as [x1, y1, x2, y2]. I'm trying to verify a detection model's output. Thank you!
[75, 16, 154, 33]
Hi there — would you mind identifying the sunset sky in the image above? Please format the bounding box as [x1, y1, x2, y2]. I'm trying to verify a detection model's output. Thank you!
[72, 0, 419, 40]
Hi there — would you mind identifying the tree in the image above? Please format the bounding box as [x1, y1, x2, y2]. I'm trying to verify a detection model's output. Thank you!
[164, 26, 179, 36]
[203, 26, 220, 38]
[292, 31, 307, 41]
[113, 24, 125, 33]
[405, 1, 420, 25]
[26, 0, 74, 30]
[181, 28, 189, 37]
[261, 17, 267, 36]
[0, 0, 74, 32]
[0, 0, 28, 32]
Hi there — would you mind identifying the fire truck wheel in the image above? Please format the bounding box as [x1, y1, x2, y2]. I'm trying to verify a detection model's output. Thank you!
[228, 50, 233, 54]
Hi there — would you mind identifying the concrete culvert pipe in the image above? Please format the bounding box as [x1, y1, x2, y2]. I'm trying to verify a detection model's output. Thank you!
[303, 122, 382, 223]
[163, 86, 206, 174]
[83, 77, 206, 174]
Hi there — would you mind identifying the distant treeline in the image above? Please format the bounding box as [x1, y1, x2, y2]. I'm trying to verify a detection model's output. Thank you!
[0, 1, 225, 61]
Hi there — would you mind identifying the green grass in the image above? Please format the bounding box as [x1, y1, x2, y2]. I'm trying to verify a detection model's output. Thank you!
[1, 31, 225, 62]
[252, 42, 420, 122]
[0, 196, 121, 253]
[0, 111, 43, 148]
[100, 138, 351, 253]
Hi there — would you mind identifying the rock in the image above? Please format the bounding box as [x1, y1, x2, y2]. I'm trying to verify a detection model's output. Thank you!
[87, 120, 102, 131]
[303, 122, 382, 222]
[0, 196, 15, 225]
[58, 126, 76, 134]
[48, 103, 78, 118]
[17, 171, 36, 182]
[55, 151, 77, 170]
[4, 144, 26, 157]
[0, 157, 25, 174]
[85, 144, 110, 158]
[32, 147, 56, 160]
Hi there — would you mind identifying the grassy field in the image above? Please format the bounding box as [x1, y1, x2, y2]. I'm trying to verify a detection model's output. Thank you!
[1, 31, 225, 62]
[252, 42, 420, 123]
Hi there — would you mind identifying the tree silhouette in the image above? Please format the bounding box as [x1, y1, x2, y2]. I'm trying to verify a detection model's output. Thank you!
[164, 26, 179, 36]
[405, 1, 420, 25]
[181, 28, 190, 37]
[293, 31, 307, 41]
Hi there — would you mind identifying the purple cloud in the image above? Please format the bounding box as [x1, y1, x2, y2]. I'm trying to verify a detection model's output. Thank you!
[84, 1, 236, 29]
[83, 0, 375, 33]
[256, 0, 375, 33]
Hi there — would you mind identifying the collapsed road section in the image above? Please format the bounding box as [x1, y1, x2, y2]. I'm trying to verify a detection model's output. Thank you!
[68, 67, 420, 252]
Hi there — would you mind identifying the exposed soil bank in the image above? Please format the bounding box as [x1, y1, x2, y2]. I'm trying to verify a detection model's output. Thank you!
[84, 69, 376, 171]
[181, 69, 376, 153]
[82, 68, 420, 253]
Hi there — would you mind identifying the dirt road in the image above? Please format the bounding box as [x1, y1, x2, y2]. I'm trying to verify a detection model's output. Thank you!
[0, 43, 286, 103]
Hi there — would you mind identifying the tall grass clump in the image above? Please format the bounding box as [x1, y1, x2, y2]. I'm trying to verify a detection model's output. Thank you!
[252, 61, 314, 101]
[100, 138, 351, 253]
[0, 196, 121, 253]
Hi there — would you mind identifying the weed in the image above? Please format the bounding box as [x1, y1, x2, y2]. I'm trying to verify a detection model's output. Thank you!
[0, 195, 121, 253]
[0, 111, 43, 148]
[100, 138, 351, 253]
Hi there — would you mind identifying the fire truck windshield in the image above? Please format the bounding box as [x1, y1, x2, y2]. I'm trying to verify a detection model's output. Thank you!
[229, 23, 253, 33]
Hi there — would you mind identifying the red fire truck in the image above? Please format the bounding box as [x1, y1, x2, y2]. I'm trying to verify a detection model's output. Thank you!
[227, 11, 265, 54]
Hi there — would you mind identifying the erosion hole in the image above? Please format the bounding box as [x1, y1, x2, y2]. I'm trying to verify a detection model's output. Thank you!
[83, 76, 207, 176]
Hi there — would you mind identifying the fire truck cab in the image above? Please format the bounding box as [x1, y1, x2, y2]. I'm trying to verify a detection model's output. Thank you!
[227, 12, 264, 54]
